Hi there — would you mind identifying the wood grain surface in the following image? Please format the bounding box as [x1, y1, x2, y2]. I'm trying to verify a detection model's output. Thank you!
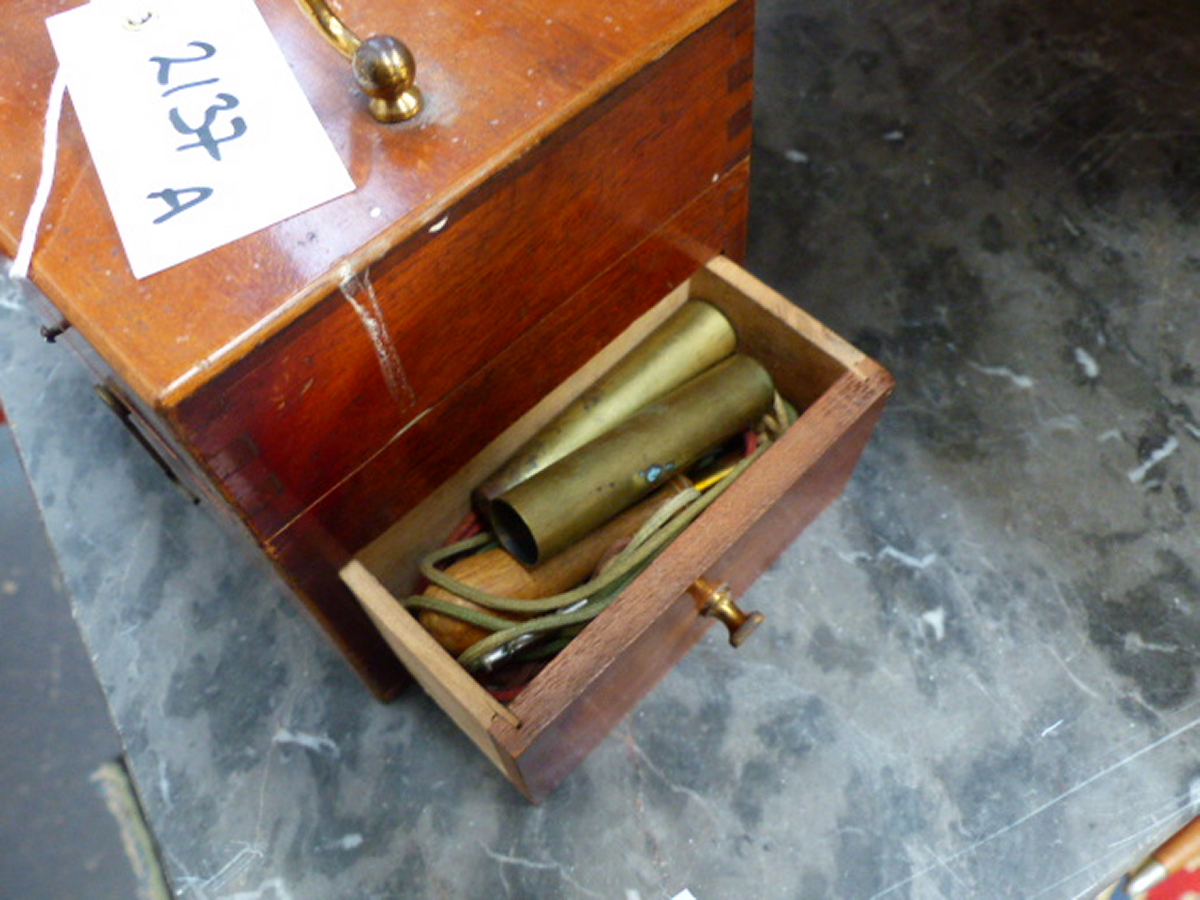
[0, 0, 739, 404]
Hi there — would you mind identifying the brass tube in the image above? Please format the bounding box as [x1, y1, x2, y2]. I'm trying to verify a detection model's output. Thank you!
[473, 301, 737, 510]
[489, 354, 775, 564]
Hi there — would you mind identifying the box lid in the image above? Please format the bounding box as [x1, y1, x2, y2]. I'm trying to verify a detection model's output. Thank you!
[0, 0, 734, 406]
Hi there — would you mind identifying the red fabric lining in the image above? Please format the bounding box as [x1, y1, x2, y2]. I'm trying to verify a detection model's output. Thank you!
[1149, 867, 1200, 898]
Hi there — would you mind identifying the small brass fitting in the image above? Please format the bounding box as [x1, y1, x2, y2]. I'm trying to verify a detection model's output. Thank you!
[688, 578, 764, 647]
[297, 0, 423, 123]
[353, 35, 423, 123]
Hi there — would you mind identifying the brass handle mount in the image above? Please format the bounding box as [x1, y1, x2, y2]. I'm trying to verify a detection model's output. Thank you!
[297, 0, 423, 123]
[688, 578, 764, 648]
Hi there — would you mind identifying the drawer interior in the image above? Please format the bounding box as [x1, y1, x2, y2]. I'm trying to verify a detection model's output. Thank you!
[341, 256, 890, 798]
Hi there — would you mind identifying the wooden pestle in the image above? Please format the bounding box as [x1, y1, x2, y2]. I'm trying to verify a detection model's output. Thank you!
[419, 478, 690, 654]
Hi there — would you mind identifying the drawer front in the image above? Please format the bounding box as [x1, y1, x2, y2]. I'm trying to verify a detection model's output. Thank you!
[172, 1, 756, 542]
[344, 257, 894, 799]
[495, 370, 892, 799]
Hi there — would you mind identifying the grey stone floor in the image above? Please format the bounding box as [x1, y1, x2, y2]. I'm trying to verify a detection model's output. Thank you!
[3, 0, 1200, 898]
[0, 414, 142, 899]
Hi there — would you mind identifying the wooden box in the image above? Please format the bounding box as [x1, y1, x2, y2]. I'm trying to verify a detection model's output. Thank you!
[343, 257, 892, 800]
[1, 0, 891, 795]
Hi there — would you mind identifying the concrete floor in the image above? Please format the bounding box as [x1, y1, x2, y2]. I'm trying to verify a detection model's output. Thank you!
[3, 0, 1200, 898]
[0, 413, 143, 899]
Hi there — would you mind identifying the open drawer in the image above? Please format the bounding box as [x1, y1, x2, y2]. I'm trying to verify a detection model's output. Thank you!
[340, 256, 893, 801]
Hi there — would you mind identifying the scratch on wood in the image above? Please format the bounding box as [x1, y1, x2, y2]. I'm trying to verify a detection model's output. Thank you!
[338, 265, 416, 408]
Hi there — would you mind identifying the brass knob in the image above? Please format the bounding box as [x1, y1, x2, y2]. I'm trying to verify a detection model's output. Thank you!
[687, 578, 764, 647]
[297, 0, 423, 123]
[353, 35, 423, 124]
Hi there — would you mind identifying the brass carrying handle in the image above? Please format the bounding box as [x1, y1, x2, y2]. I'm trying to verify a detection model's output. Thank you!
[296, 0, 423, 123]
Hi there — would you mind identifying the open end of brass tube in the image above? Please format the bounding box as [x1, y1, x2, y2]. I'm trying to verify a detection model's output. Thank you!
[490, 499, 541, 565]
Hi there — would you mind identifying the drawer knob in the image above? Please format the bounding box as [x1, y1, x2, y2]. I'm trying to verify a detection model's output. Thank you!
[688, 578, 763, 647]
[40, 320, 70, 343]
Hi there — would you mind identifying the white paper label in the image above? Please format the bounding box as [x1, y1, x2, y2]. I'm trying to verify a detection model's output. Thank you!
[46, 0, 355, 278]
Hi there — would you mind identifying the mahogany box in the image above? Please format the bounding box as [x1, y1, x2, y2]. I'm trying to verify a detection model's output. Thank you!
[1, 0, 892, 799]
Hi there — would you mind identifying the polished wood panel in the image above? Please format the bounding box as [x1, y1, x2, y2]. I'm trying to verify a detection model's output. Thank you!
[170, 3, 755, 540]
[0, 0, 739, 403]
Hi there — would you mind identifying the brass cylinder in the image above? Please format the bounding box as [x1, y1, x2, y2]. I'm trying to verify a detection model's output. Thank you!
[489, 354, 775, 565]
[473, 301, 737, 510]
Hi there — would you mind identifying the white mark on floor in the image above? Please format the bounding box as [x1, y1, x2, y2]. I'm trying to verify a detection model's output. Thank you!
[1127, 436, 1179, 483]
[1041, 414, 1082, 433]
[1123, 632, 1179, 655]
[481, 843, 604, 899]
[175, 844, 265, 898]
[1073, 347, 1100, 379]
[919, 607, 946, 641]
[1046, 645, 1103, 700]
[868, 714, 1200, 899]
[839, 547, 937, 570]
[271, 729, 340, 759]
[158, 758, 173, 813]
[837, 550, 873, 564]
[328, 833, 363, 851]
[1041, 719, 1064, 738]
[879, 545, 938, 570]
[220, 878, 295, 900]
[969, 362, 1035, 389]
